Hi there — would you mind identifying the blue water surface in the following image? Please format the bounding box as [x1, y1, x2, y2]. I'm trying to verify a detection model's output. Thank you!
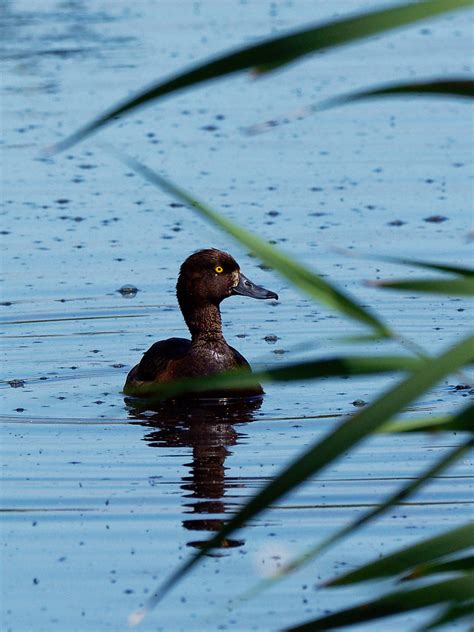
[1, 1, 473, 630]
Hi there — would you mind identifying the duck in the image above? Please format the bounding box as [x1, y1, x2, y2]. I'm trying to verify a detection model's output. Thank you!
[123, 249, 278, 399]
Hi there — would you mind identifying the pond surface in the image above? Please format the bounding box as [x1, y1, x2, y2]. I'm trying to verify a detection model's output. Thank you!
[1, 1, 473, 630]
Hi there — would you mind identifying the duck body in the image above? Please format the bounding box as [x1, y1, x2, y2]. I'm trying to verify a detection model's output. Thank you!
[123, 249, 278, 399]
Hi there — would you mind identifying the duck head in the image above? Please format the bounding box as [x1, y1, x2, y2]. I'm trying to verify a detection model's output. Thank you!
[176, 249, 278, 305]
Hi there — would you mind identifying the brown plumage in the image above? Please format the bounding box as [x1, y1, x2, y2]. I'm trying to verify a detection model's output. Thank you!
[123, 249, 278, 399]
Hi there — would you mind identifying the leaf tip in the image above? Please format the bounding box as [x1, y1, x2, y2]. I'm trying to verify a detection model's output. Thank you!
[38, 143, 58, 159]
[128, 608, 146, 627]
[365, 280, 386, 289]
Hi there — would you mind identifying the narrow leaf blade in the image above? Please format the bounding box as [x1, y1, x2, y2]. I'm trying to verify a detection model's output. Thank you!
[123, 354, 421, 398]
[403, 554, 474, 581]
[366, 254, 474, 277]
[368, 277, 474, 295]
[381, 405, 474, 433]
[423, 599, 474, 630]
[324, 78, 474, 109]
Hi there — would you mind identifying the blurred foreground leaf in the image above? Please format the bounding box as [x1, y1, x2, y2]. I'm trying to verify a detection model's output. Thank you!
[124, 354, 421, 398]
[322, 78, 474, 108]
[245, 79, 474, 134]
[364, 254, 474, 277]
[403, 554, 474, 581]
[423, 600, 474, 629]
[380, 405, 474, 433]
[368, 277, 474, 295]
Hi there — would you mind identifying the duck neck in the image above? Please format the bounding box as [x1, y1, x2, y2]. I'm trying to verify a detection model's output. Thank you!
[180, 299, 226, 344]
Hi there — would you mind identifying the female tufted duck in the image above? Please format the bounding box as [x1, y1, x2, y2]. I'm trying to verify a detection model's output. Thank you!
[123, 249, 278, 398]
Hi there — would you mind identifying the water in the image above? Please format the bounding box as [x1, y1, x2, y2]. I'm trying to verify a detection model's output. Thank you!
[1, 1, 473, 630]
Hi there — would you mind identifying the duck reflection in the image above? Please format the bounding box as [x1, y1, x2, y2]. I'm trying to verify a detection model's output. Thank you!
[126, 397, 262, 552]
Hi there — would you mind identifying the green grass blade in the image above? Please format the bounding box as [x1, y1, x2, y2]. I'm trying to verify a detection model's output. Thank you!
[111, 150, 390, 334]
[380, 405, 474, 433]
[403, 554, 474, 580]
[124, 354, 421, 398]
[368, 277, 474, 295]
[326, 523, 474, 586]
[332, 333, 388, 344]
[287, 574, 474, 631]
[50, 0, 473, 153]
[422, 600, 474, 630]
[365, 254, 474, 277]
[128, 336, 473, 625]
[322, 78, 474, 109]
[247, 79, 474, 134]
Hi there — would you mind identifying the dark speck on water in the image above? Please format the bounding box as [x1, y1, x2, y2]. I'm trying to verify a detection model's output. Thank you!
[424, 214, 448, 223]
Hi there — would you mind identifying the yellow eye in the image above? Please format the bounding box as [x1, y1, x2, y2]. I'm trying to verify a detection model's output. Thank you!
[215, 265, 223, 274]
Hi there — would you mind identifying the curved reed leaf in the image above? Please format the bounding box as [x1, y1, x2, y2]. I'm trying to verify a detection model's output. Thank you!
[364, 254, 474, 277]
[110, 149, 390, 334]
[380, 405, 474, 432]
[326, 523, 474, 586]
[368, 277, 474, 295]
[128, 336, 473, 625]
[237, 431, 473, 599]
[322, 78, 474, 109]
[245, 79, 474, 135]
[49, 0, 473, 153]
[403, 554, 474, 580]
[123, 354, 421, 398]
[287, 573, 474, 631]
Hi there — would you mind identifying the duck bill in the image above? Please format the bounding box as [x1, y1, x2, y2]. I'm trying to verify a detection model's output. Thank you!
[232, 273, 278, 300]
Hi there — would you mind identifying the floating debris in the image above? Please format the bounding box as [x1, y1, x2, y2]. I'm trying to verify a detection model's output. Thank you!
[9, 379, 25, 388]
[117, 284, 139, 297]
[264, 334, 279, 344]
